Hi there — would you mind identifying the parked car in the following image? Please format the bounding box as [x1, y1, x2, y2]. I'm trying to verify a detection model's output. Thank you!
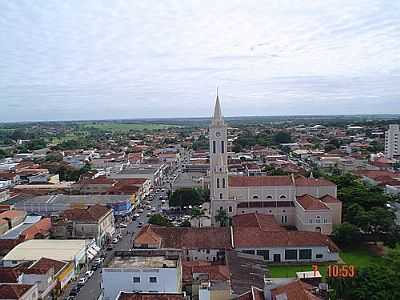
[94, 257, 104, 264]
[107, 245, 113, 251]
[91, 264, 98, 271]
[118, 223, 127, 228]
[138, 222, 143, 228]
[65, 296, 75, 300]
[77, 277, 87, 286]
[134, 213, 140, 218]
[112, 238, 119, 244]
[85, 270, 94, 278]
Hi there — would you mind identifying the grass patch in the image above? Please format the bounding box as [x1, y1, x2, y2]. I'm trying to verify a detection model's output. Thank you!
[267, 247, 383, 279]
[81, 123, 180, 132]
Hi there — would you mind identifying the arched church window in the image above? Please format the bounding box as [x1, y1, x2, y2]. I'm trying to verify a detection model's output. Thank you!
[219, 193, 223, 199]
[222, 178, 226, 188]
[279, 195, 287, 199]
[253, 195, 259, 199]
[212, 141, 216, 153]
[217, 178, 220, 188]
[266, 195, 272, 199]
[221, 141, 225, 153]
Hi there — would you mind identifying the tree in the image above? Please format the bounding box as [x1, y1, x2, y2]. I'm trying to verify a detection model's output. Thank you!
[331, 223, 361, 246]
[169, 188, 207, 209]
[148, 214, 172, 227]
[180, 220, 191, 227]
[272, 131, 292, 145]
[215, 208, 229, 227]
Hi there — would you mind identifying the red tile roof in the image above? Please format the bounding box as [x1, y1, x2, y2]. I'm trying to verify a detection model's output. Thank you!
[271, 280, 321, 300]
[320, 195, 340, 204]
[0, 284, 34, 299]
[232, 213, 286, 232]
[0, 268, 20, 283]
[22, 218, 52, 239]
[0, 210, 26, 220]
[135, 225, 232, 249]
[296, 195, 329, 210]
[233, 228, 339, 252]
[23, 257, 66, 275]
[117, 293, 185, 300]
[63, 204, 111, 222]
[182, 261, 230, 282]
[294, 175, 336, 187]
[229, 176, 293, 187]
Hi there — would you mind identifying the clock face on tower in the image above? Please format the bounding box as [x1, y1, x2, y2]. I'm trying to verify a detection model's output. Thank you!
[215, 131, 221, 137]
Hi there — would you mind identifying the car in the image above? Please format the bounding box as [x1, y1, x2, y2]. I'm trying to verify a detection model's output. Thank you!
[91, 264, 98, 271]
[151, 207, 156, 212]
[138, 209, 144, 213]
[69, 287, 79, 296]
[65, 296, 75, 300]
[134, 213, 140, 218]
[146, 212, 152, 217]
[107, 245, 113, 251]
[118, 223, 127, 228]
[161, 200, 166, 204]
[138, 222, 143, 228]
[112, 238, 118, 244]
[85, 270, 94, 278]
[77, 277, 87, 286]
[94, 257, 104, 264]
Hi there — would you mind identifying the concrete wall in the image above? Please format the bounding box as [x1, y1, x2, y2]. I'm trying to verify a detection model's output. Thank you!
[102, 267, 181, 300]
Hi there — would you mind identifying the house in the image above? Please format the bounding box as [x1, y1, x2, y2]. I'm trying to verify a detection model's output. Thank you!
[102, 250, 182, 300]
[0, 283, 38, 300]
[51, 204, 115, 246]
[115, 292, 186, 300]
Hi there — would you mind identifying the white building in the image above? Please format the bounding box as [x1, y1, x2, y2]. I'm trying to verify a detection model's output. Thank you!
[101, 250, 182, 300]
[385, 124, 400, 159]
[208, 96, 342, 234]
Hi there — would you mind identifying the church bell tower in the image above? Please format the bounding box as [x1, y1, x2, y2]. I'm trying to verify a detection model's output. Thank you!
[209, 93, 229, 203]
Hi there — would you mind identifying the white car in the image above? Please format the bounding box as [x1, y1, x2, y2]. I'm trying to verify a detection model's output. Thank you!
[118, 223, 127, 228]
[94, 257, 104, 264]
[85, 270, 94, 278]
[134, 213, 140, 218]
[78, 277, 87, 285]
[112, 238, 119, 244]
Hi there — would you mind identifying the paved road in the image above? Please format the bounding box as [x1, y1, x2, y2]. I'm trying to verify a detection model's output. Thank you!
[62, 183, 172, 300]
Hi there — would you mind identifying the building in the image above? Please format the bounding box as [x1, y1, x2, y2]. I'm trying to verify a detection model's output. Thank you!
[208, 96, 341, 234]
[115, 292, 185, 300]
[2, 240, 87, 271]
[51, 204, 115, 247]
[6, 194, 134, 218]
[385, 124, 400, 159]
[102, 250, 182, 300]
[0, 283, 38, 300]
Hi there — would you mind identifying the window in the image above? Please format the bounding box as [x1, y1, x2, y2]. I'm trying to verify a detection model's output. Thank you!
[220, 193, 223, 199]
[228, 206, 232, 212]
[279, 195, 287, 199]
[299, 249, 312, 260]
[323, 218, 328, 223]
[149, 277, 157, 283]
[316, 216, 321, 223]
[316, 254, 323, 259]
[309, 219, 313, 223]
[213, 141, 216, 153]
[222, 178, 226, 188]
[242, 250, 255, 255]
[217, 178, 220, 188]
[285, 249, 297, 260]
[253, 195, 259, 199]
[206, 249, 210, 254]
[133, 277, 140, 283]
[266, 195, 272, 199]
[221, 141, 225, 153]
[281, 215, 288, 223]
[256, 250, 269, 260]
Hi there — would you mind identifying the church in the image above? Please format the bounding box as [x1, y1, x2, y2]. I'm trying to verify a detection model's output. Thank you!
[209, 95, 342, 234]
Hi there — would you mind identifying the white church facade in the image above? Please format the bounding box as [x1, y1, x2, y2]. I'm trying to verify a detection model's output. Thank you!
[209, 96, 342, 234]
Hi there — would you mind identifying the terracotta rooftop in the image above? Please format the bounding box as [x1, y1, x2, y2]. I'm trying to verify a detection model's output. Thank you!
[296, 195, 329, 210]
[0, 284, 34, 299]
[0, 268, 20, 283]
[232, 213, 286, 232]
[320, 195, 340, 204]
[271, 280, 322, 300]
[0, 210, 26, 220]
[135, 225, 231, 249]
[182, 261, 230, 282]
[63, 204, 111, 222]
[229, 176, 293, 187]
[233, 228, 339, 252]
[23, 257, 66, 275]
[294, 175, 336, 187]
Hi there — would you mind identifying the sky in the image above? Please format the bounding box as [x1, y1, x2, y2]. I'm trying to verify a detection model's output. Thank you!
[0, 0, 400, 122]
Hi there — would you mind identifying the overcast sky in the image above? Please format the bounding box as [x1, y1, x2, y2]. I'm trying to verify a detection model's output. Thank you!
[1, 0, 400, 122]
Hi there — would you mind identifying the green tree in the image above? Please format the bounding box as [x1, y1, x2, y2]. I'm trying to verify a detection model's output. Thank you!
[272, 131, 292, 144]
[148, 214, 172, 227]
[331, 223, 361, 246]
[215, 208, 229, 227]
[169, 188, 207, 208]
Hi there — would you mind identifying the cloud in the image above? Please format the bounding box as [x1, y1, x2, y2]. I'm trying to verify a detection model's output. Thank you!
[0, 0, 399, 121]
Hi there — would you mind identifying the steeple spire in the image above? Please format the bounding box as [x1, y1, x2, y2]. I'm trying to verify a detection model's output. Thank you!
[212, 89, 223, 124]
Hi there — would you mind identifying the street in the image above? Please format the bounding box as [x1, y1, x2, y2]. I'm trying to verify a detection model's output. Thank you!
[62, 182, 172, 300]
